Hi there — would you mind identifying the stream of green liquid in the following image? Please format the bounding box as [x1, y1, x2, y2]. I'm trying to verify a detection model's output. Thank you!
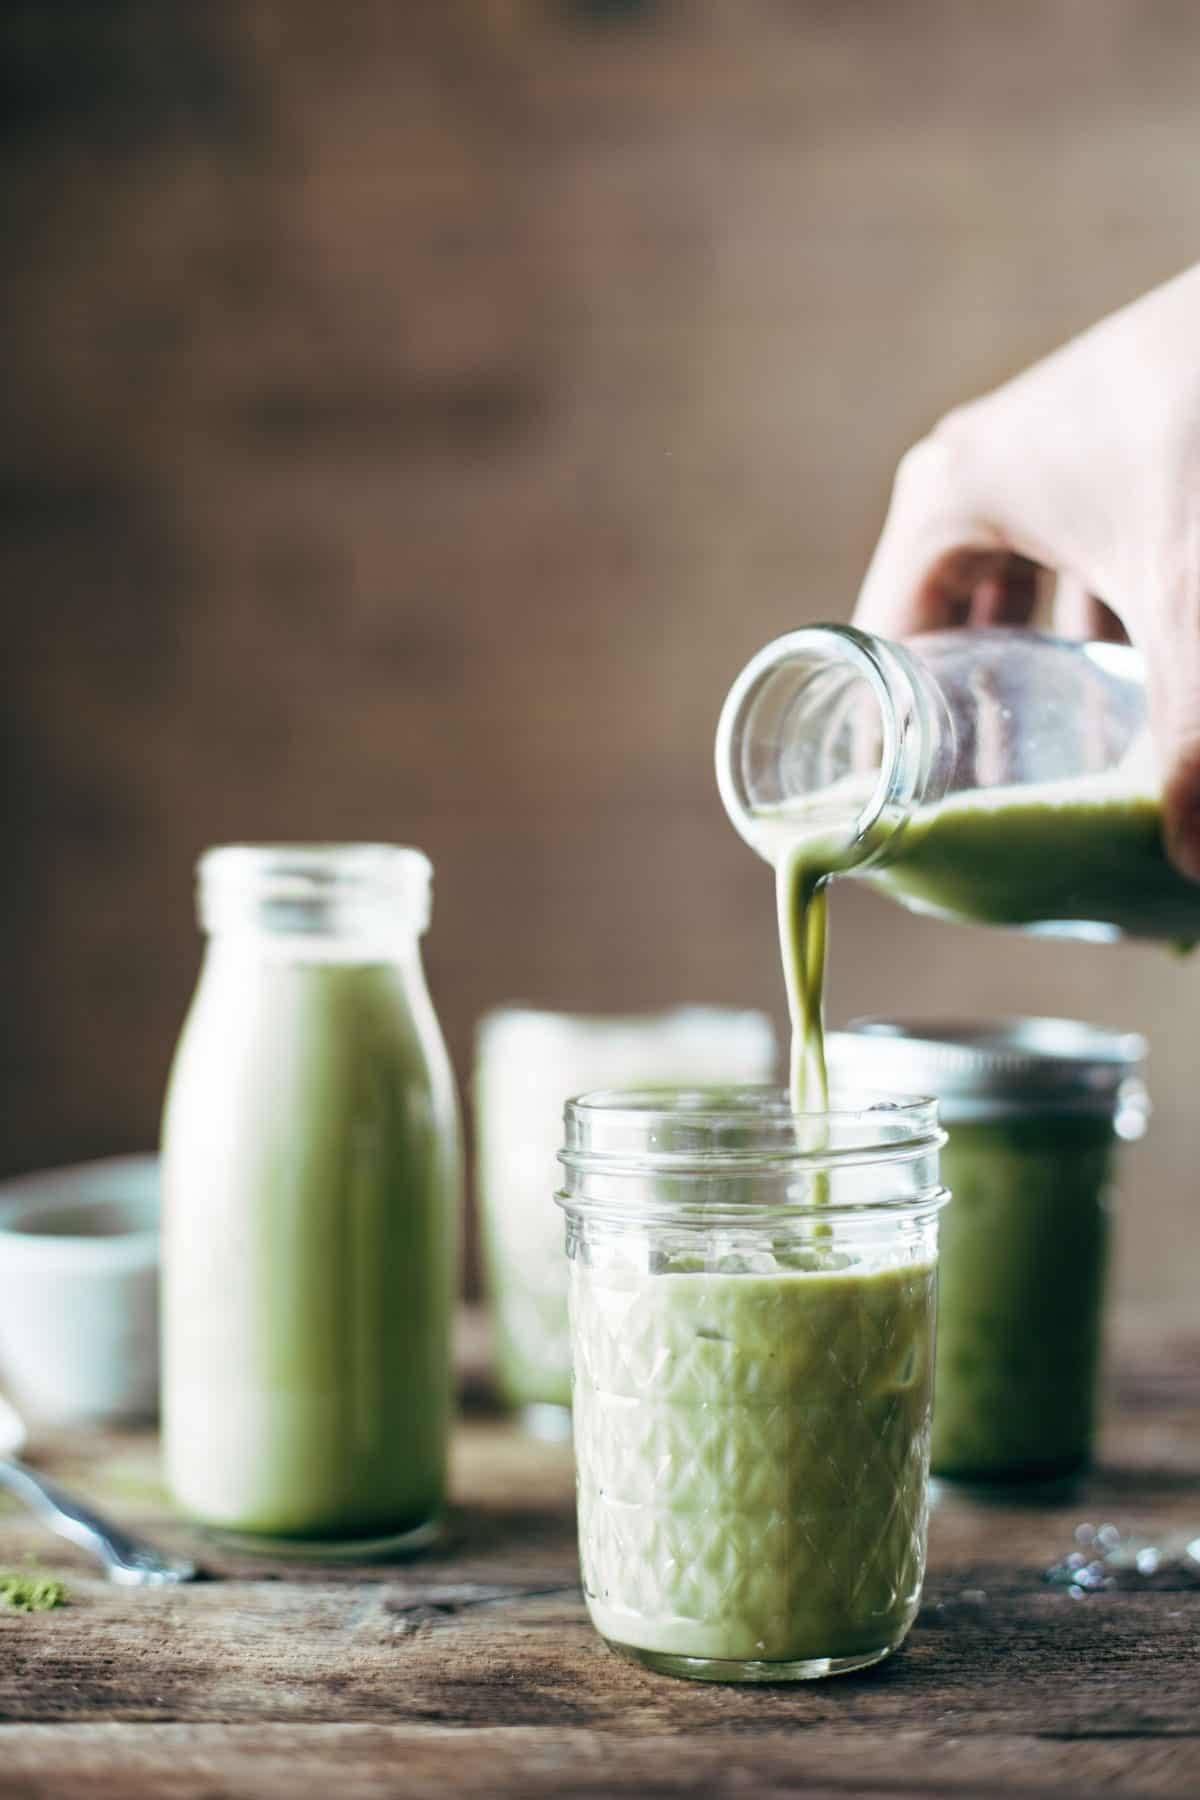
[776, 849, 830, 1114]
[775, 838, 850, 1213]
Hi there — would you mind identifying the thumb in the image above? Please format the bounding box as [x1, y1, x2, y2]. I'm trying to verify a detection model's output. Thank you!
[1140, 509, 1200, 883]
[1151, 645, 1200, 884]
[854, 433, 1021, 636]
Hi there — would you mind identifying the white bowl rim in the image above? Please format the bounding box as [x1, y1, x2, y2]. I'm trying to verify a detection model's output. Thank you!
[0, 1154, 160, 1260]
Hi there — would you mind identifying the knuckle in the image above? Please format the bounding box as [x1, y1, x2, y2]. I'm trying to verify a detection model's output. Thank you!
[930, 403, 978, 452]
[894, 414, 975, 502]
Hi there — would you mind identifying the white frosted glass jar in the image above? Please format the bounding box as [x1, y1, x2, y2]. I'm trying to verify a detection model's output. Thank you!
[474, 1007, 775, 1433]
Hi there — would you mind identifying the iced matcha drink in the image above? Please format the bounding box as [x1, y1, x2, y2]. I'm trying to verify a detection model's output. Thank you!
[571, 1247, 937, 1670]
[932, 1115, 1114, 1481]
[163, 922, 459, 1544]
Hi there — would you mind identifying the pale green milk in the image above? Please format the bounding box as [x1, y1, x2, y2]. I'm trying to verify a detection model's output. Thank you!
[162, 952, 458, 1543]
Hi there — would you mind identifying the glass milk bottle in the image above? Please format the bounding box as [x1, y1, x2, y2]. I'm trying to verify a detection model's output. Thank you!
[162, 846, 461, 1552]
[716, 625, 1200, 942]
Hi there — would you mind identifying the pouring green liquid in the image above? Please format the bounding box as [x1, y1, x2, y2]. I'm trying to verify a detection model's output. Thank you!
[776, 849, 830, 1111]
[765, 807, 874, 1113]
[765, 772, 1196, 1114]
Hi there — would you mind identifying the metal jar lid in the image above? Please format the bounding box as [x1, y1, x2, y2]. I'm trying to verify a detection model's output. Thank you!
[827, 1017, 1149, 1131]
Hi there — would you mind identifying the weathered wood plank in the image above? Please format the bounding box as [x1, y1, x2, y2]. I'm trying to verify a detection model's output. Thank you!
[0, 1722, 1196, 1800]
[0, 1317, 1197, 1794]
[2, 1551, 1198, 1734]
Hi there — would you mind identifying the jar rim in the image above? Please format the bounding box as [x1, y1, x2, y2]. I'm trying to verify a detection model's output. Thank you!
[558, 1083, 944, 1183]
[476, 1003, 776, 1049]
[478, 1008, 780, 1036]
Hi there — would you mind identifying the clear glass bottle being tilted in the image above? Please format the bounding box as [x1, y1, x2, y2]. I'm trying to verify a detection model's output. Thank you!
[716, 625, 1200, 942]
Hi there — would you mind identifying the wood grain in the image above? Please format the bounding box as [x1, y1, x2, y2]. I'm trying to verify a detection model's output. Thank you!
[0, 1309, 1197, 1795]
[5, 0, 1200, 1311]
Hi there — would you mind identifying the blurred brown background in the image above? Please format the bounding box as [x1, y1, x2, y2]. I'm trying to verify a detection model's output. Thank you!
[4, 0, 1198, 1304]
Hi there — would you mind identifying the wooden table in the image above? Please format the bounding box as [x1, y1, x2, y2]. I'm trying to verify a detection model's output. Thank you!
[1, 1309, 1197, 1798]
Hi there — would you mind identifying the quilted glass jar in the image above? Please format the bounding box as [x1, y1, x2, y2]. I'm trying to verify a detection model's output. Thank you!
[558, 1087, 947, 1683]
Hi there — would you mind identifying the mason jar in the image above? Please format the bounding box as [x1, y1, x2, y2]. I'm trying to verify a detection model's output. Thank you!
[558, 1086, 947, 1683]
[162, 845, 461, 1553]
[716, 624, 1199, 942]
[829, 1020, 1148, 1485]
[475, 1007, 776, 1436]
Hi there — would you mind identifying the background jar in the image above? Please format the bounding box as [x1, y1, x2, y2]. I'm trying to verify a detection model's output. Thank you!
[829, 1019, 1148, 1485]
[557, 1086, 947, 1683]
[474, 1007, 775, 1435]
[162, 845, 461, 1553]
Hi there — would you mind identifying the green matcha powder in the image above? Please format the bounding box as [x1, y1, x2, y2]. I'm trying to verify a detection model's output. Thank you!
[0, 1570, 68, 1613]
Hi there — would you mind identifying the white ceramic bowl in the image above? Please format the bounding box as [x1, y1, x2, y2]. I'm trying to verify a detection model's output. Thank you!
[0, 1155, 160, 1426]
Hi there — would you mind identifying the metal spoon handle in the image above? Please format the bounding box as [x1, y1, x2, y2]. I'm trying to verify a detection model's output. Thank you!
[0, 1459, 196, 1586]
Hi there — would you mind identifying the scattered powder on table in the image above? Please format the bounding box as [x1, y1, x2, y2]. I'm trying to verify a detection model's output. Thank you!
[0, 1571, 69, 1613]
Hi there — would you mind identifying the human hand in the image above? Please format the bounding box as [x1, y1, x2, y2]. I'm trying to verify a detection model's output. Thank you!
[853, 263, 1200, 879]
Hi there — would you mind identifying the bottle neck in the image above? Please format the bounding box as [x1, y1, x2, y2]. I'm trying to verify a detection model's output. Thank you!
[197, 844, 432, 952]
[858, 629, 956, 849]
[715, 624, 954, 870]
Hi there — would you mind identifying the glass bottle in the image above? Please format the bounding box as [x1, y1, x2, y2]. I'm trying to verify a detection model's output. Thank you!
[475, 1006, 776, 1436]
[558, 1085, 947, 1682]
[716, 625, 1200, 941]
[829, 1018, 1148, 1486]
[161, 845, 461, 1553]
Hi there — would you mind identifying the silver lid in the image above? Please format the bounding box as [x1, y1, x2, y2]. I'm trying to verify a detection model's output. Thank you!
[828, 1017, 1148, 1130]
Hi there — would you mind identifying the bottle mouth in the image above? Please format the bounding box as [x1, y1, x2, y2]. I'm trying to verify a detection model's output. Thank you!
[715, 624, 939, 869]
[198, 844, 432, 939]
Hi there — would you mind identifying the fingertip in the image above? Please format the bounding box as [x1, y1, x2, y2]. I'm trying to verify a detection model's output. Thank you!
[1163, 757, 1200, 885]
[1167, 808, 1200, 884]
